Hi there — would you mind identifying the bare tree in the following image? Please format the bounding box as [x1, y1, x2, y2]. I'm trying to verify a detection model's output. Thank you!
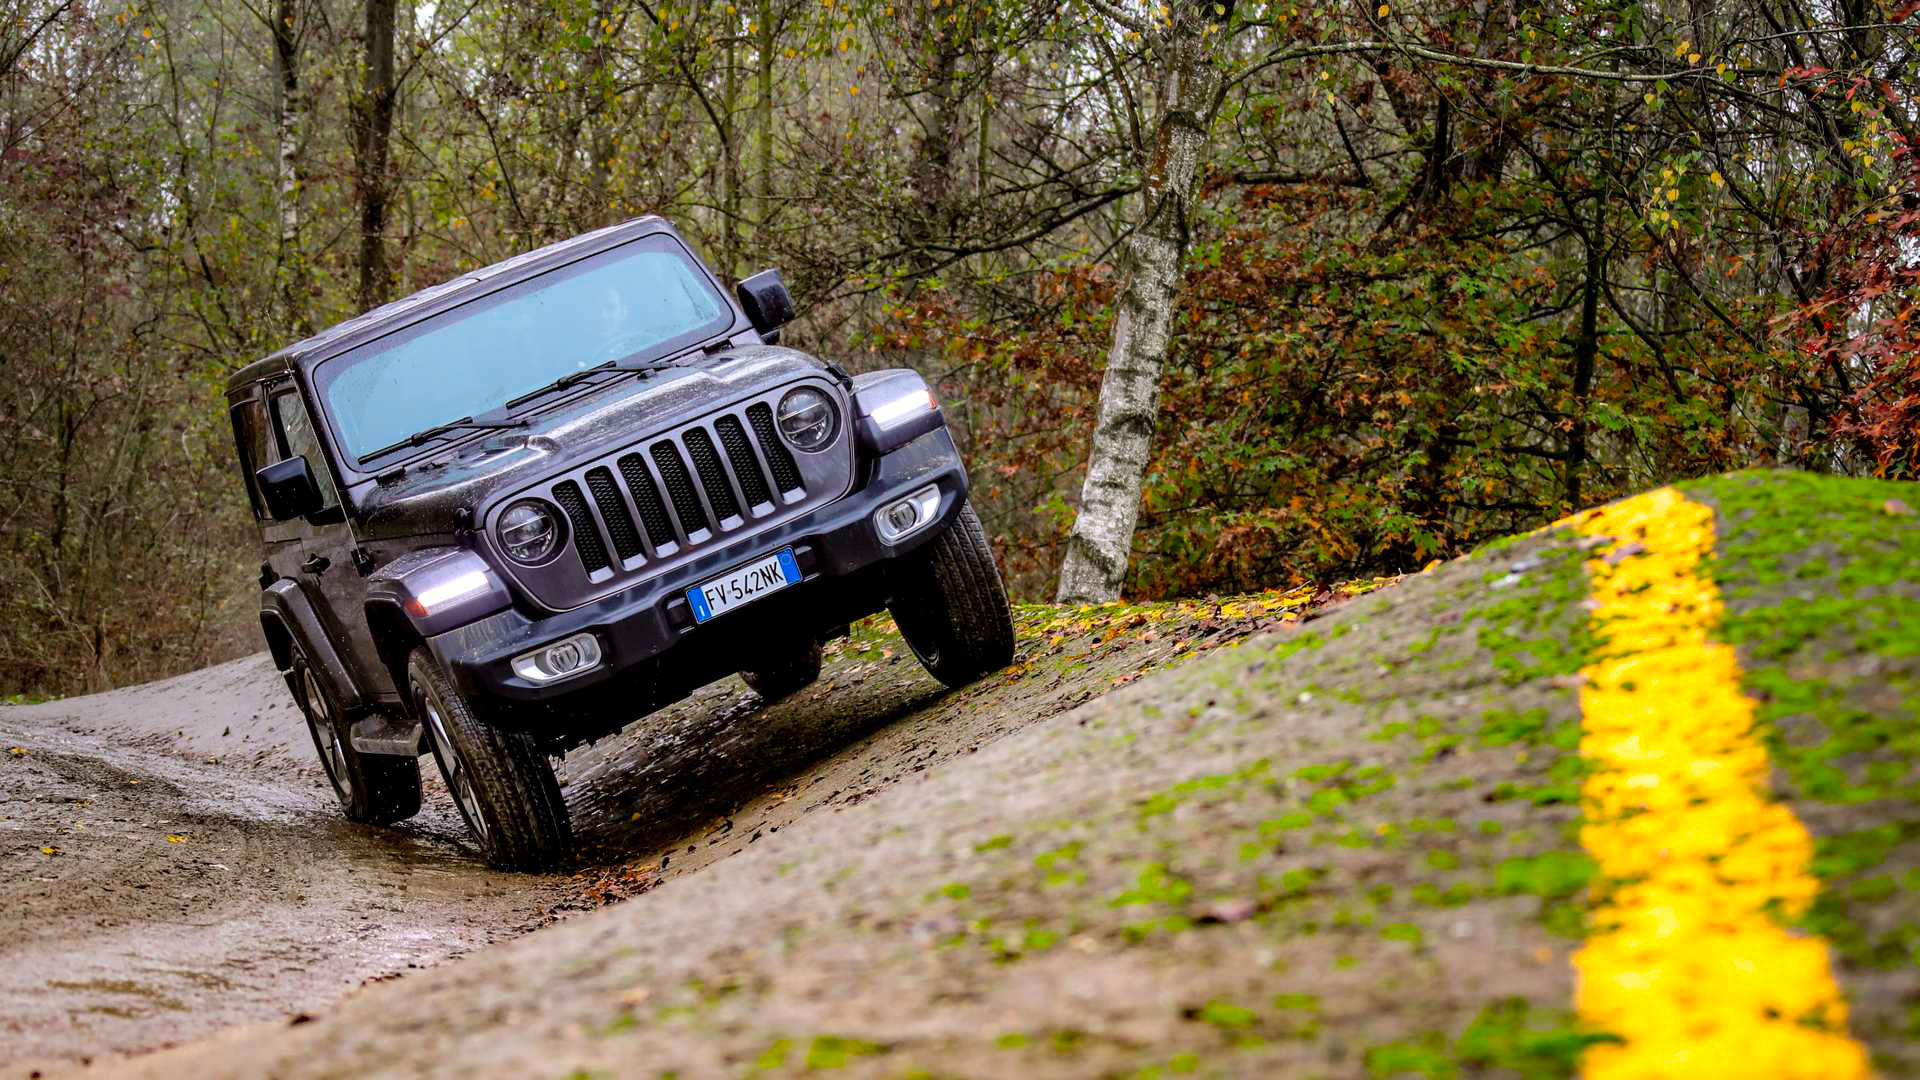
[351, 0, 397, 311]
[271, 0, 308, 329]
[1055, 8, 1227, 603]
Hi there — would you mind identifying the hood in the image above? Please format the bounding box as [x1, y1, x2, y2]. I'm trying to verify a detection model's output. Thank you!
[349, 344, 833, 541]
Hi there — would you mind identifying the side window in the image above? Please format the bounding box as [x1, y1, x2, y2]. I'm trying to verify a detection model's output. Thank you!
[271, 389, 341, 513]
[231, 397, 277, 520]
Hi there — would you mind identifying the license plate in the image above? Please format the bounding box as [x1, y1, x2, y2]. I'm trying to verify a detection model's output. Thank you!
[687, 549, 800, 624]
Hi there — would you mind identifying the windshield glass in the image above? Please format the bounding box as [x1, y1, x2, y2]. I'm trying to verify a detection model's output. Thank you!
[316, 234, 731, 461]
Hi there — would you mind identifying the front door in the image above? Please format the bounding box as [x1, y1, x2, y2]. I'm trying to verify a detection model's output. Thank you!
[267, 384, 393, 700]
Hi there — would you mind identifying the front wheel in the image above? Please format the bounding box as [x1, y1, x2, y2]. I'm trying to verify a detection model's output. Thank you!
[408, 648, 572, 871]
[291, 650, 421, 825]
[888, 502, 1016, 689]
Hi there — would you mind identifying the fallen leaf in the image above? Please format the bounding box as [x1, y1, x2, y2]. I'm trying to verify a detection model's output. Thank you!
[166, 834, 188, 844]
[41, 846, 58, 856]
[7, 747, 25, 757]
[1884, 498, 1913, 516]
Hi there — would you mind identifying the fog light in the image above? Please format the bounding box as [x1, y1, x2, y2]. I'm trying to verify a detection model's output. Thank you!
[875, 484, 941, 543]
[511, 632, 603, 684]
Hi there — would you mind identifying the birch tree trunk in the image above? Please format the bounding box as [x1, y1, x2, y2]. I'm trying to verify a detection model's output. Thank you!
[270, 0, 306, 332]
[1054, 13, 1225, 603]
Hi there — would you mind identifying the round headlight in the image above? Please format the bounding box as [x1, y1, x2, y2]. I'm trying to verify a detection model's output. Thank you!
[498, 500, 563, 564]
[777, 387, 837, 452]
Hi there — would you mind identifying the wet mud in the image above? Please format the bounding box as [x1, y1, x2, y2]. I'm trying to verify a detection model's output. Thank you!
[1, 599, 1298, 1077]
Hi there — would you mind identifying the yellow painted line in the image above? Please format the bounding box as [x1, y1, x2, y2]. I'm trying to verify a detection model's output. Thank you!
[1566, 487, 1870, 1079]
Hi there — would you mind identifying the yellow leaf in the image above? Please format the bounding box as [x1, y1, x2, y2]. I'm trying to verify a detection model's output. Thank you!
[1688, 52, 1701, 64]
[1716, 62, 1727, 75]
[1668, 187, 1679, 200]
[1710, 170, 1725, 186]
[1377, 3, 1389, 15]
[1851, 99, 1864, 113]
[166, 834, 187, 844]
[1675, 40, 1690, 57]
[6, 747, 24, 756]
[41, 847, 57, 855]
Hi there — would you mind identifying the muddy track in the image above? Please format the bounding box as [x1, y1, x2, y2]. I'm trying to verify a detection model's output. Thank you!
[2, 599, 1285, 1077]
[0, 656, 548, 1075]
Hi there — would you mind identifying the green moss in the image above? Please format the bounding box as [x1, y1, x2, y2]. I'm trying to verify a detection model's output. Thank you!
[1365, 998, 1618, 1078]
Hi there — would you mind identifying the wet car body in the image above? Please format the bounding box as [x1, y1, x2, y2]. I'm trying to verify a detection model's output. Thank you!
[226, 216, 1015, 867]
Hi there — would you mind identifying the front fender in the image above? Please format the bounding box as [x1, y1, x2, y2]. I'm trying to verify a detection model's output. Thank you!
[261, 579, 365, 713]
[364, 547, 513, 637]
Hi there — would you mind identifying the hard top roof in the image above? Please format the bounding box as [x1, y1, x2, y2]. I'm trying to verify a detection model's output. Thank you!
[225, 215, 677, 393]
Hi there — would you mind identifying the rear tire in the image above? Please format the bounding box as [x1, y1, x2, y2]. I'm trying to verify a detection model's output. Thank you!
[740, 638, 823, 701]
[408, 647, 572, 871]
[888, 502, 1016, 688]
[290, 649, 421, 825]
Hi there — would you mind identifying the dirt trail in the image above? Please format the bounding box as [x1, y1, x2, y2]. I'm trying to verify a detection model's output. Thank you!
[2, 594, 1294, 1077]
[0, 656, 551, 1075]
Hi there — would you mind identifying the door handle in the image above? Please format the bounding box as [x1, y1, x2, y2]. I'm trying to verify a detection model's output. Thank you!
[301, 554, 332, 575]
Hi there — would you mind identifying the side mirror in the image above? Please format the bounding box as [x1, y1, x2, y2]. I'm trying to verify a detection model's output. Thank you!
[736, 269, 795, 345]
[256, 457, 322, 521]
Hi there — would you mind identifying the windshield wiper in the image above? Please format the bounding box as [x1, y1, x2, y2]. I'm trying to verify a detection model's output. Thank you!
[503, 355, 682, 412]
[366, 413, 527, 460]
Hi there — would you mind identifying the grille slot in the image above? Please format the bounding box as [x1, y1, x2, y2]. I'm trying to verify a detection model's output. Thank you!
[747, 402, 803, 493]
[585, 467, 642, 562]
[552, 481, 610, 573]
[651, 442, 709, 535]
[618, 453, 677, 549]
[682, 427, 742, 521]
[715, 416, 772, 508]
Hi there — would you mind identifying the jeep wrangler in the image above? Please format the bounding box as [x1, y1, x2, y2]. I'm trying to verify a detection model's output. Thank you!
[226, 217, 1015, 869]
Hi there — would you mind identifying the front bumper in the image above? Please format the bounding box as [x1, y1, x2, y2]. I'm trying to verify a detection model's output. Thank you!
[427, 426, 966, 715]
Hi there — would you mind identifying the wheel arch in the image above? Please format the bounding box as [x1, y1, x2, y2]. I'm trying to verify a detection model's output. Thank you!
[364, 598, 426, 708]
[261, 579, 366, 712]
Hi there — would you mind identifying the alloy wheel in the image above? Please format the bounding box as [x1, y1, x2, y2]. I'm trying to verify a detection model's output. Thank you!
[422, 693, 488, 845]
[301, 665, 352, 803]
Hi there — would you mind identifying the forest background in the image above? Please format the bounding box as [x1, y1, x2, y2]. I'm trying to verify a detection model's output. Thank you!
[0, 0, 1914, 697]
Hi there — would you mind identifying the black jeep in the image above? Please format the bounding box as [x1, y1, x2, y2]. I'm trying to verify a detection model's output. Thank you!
[226, 217, 1015, 869]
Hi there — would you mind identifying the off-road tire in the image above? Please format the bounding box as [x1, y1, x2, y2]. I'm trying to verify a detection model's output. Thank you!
[407, 647, 572, 871]
[290, 649, 421, 825]
[740, 638, 823, 701]
[889, 502, 1016, 688]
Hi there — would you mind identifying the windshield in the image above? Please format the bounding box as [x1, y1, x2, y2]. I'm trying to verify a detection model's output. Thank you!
[316, 234, 731, 461]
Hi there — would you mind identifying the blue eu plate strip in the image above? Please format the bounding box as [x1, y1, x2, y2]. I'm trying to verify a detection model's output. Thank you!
[686, 548, 799, 625]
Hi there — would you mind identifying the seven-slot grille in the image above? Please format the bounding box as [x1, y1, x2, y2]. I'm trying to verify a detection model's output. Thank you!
[545, 397, 814, 578]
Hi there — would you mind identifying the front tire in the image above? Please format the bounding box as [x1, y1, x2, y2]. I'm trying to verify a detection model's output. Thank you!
[408, 647, 572, 871]
[888, 502, 1016, 688]
[740, 637, 823, 701]
[290, 650, 421, 825]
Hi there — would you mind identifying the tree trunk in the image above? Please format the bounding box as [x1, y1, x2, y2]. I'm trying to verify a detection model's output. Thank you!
[1054, 15, 1224, 604]
[756, 0, 774, 232]
[271, 0, 306, 332]
[352, 0, 397, 313]
[1564, 227, 1602, 511]
[720, 29, 739, 279]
